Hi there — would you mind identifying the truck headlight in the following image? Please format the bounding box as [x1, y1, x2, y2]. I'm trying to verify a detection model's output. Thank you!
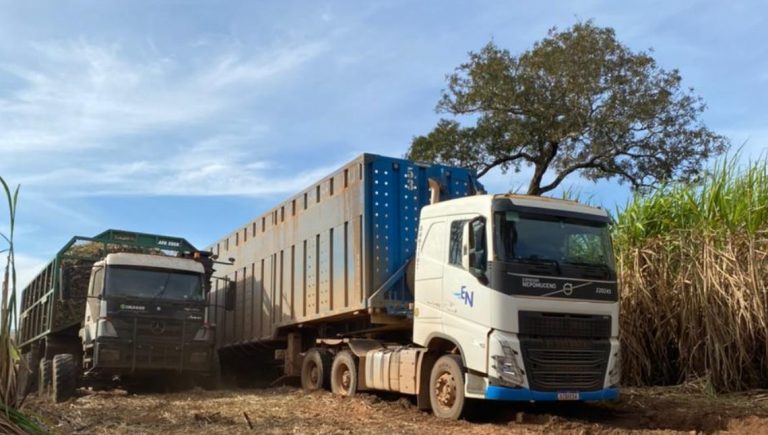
[192, 324, 213, 341]
[492, 342, 524, 386]
[97, 318, 118, 338]
[609, 349, 621, 386]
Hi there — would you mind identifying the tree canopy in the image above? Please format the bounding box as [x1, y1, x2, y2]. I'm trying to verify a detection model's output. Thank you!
[407, 21, 728, 195]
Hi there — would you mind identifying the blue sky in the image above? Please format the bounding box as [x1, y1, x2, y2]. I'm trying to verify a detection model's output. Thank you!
[1, 0, 767, 288]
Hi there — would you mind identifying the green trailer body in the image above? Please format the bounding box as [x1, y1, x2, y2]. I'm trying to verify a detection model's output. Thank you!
[18, 229, 199, 351]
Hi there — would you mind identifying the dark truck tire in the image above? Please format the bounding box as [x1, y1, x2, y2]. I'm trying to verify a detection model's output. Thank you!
[197, 352, 222, 391]
[429, 355, 468, 420]
[52, 354, 77, 403]
[301, 348, 331, 391]
[17, 351, 39, 397]
[330, 350, 358, 397]
[38, 358, 52, 396]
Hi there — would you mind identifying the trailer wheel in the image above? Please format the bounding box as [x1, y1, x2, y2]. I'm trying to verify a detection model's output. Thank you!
[301, 348, 331, 391]
[17, 352, 39, 397]
[38, 358, 52, 396]
[429, 355, 467, 420]
[52, 354, 77, 403]
[330, 350, 358, 396]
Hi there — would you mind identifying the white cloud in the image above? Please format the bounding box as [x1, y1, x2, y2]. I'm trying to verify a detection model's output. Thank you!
[0, 35, 339, 199]
[12, 133, 351, 197]
[0, 37, 328, 154]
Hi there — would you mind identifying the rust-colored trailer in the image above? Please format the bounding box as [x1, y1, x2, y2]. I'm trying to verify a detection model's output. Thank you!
[207, 154, 479, 373]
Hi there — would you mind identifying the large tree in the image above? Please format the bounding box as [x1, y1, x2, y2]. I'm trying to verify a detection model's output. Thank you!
[407, 22, 727, 195]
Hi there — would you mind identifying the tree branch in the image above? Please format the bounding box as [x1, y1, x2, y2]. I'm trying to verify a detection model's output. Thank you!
[477, 151, 534, 177]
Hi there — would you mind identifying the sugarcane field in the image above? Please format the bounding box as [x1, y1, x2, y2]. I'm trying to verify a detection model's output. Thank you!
[2, 2, 768, 435]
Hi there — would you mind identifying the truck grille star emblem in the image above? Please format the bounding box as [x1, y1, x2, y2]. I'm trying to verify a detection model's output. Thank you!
[151, 321, 166, 334]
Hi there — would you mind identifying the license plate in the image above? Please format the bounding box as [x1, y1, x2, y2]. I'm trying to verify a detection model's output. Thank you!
[557, 392, 580, 400]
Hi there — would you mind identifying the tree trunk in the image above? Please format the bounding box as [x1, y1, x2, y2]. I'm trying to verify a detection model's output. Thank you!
[527, 163, 547, 195]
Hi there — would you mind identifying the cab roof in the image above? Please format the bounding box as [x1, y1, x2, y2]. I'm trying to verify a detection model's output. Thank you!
[420, 194, 609, 221]
[495, 194, 609, 219]
[100, 253, 204, 274]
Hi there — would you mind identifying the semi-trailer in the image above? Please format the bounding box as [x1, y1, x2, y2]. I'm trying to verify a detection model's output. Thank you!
[17, 229, 218, 401]
[208, 153, 620, 419]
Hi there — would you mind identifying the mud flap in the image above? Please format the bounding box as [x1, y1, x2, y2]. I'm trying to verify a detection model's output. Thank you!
[416, 352, 438, 411]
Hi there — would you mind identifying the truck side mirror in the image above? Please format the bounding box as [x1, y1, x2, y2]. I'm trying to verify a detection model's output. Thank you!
[468, 217, 488, 283]
[224, 280, 236, 311]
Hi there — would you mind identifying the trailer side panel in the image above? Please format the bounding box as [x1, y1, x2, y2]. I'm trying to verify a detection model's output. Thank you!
[209, 154, 477, 349]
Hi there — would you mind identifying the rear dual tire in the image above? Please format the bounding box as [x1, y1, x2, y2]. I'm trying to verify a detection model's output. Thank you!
[52, 353, 77, 403]
[301, 348, 331, 391]
[16, 352, 39, 397]
[38, 358, 52, 396]
[330, 350, 358, 397]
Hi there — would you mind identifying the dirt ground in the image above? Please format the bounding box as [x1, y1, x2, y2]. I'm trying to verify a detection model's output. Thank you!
[23, 385, 768, 434]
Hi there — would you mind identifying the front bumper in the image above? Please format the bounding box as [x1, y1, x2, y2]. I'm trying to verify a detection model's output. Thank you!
[95, 340, 213, 372]
[485, 385, 619, 401]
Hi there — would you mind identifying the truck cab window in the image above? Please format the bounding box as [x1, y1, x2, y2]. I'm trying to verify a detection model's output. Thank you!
[448, 220, 467, 266]
[89, 267, 104, 297]
[469, 218, 487, 273]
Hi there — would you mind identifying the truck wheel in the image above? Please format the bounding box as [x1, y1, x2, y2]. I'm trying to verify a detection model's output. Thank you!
[198, 352, 222, 391]
[429, 355, 467, 420]
[330, 350, 358, 396]
[301, 348, 330, 391]
[38, 359, 52, 396]
[52, 354, 77, 403]
[17, 352, 39, 397]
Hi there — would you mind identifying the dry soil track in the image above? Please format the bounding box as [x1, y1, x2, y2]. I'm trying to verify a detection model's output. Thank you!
[24, 385, 768, 434]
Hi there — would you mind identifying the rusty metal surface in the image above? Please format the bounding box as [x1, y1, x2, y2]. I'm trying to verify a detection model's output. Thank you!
[207, 154, 479, 349]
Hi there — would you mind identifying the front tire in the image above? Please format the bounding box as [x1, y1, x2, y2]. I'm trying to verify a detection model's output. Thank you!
[301, 348, 331, 391]
[429, 355, 467, 420]
[330, 350, 358, 396]
[52, 354, 77, 403]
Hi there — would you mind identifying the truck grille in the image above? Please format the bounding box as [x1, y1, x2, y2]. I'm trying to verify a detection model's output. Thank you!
[132, 344, 183, 367]
[520, 337, 610, 392]
[111, 317, 198, 342]
[519, 311, 611, 338]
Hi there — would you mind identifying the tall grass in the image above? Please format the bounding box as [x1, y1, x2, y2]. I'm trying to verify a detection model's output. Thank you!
[0, 177, 45, 434]
[614, 154, 768, 392]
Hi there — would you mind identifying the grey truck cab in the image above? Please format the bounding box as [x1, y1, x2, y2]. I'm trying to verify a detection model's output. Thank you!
[80, 252, 213, 378]
[17, 230, 217, 402]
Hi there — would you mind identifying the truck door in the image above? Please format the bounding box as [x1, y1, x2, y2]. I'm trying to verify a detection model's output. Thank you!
[441, 216, 490, 373]
[414, 220, 447, 329]
[83, 265, 104, 344]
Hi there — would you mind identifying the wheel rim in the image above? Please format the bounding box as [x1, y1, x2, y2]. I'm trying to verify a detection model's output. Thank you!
[308, 362, 320, 387]
[434, 371, 457, 410]
[335, 363, 352, 395]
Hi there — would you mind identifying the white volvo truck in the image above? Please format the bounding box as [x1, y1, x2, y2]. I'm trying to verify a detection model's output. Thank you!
[208, 154, 619, 419]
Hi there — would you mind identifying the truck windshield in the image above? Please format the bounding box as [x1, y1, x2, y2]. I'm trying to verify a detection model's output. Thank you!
[105, 266, 203, 301]
[493, 211, 615, 273]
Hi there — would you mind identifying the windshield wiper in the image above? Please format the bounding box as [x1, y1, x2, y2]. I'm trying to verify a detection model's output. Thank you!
[563, 260, 611, 278]
[563, 260, 609, 270]
[514, 256, 561, 274]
